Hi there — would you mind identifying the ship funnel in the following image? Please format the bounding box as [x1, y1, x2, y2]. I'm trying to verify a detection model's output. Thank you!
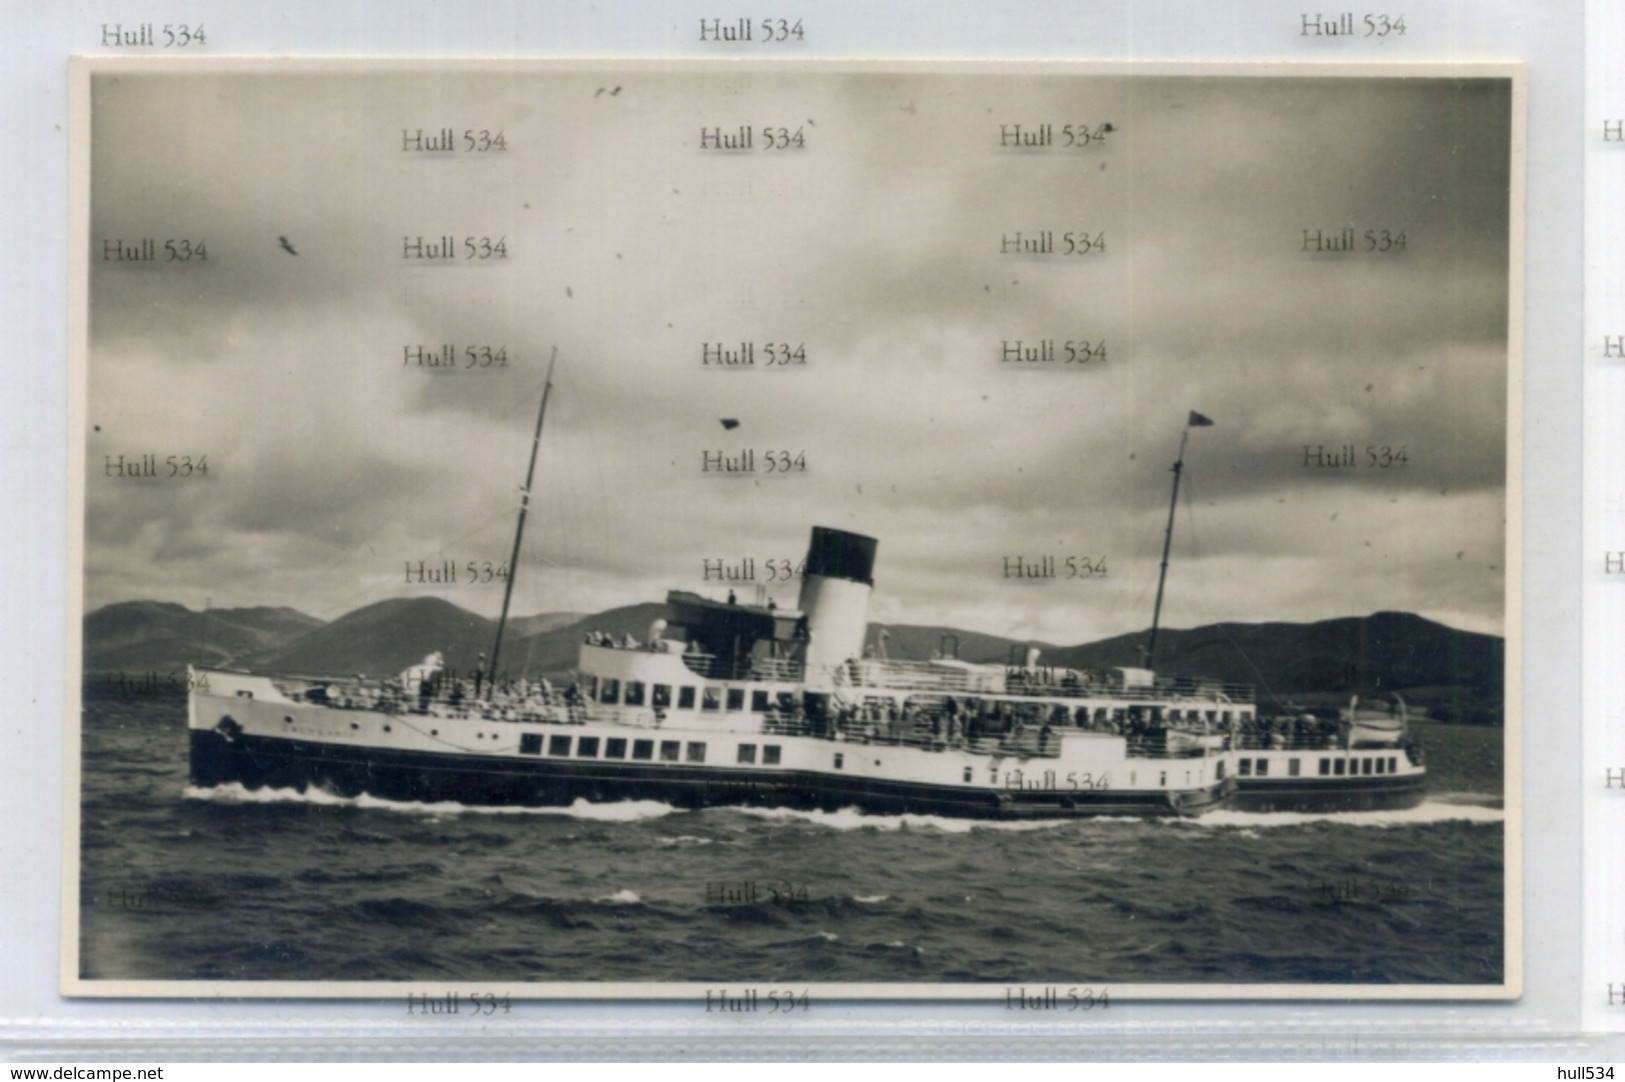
[796, 526, 877, 678]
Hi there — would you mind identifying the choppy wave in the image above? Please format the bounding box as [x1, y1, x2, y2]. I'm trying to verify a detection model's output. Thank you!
[183, 784, 678, 821]
[83, 702, 1506, 986]
[593, 889, 642, 905]
[1190, 800, 1504, 829]
[720, 804, 1109, 834]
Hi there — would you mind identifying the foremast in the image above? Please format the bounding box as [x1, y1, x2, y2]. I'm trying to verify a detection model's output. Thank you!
[487, 349, 556, 686]
[1145, 411, 1212, 671]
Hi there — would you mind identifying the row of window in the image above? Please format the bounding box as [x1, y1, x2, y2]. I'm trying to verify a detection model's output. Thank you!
[580, 674, 1256, 725]
[583, 675, 797, 714]
[517, 732, 784, 766]
[1236, 755, 1401, 778]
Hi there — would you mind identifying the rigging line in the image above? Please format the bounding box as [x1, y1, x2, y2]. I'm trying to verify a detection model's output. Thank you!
[1176, 472, 1287, 711]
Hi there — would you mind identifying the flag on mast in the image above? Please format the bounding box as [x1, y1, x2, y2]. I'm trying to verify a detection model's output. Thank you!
[1188, 411, 1214, 427]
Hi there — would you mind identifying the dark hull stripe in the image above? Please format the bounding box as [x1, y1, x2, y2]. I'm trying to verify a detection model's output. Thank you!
[189, 730, 1231, 820]
[1231, 774, 1427, 813]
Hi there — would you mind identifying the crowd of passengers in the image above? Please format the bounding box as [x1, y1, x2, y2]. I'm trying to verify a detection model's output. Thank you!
[1231, 712, 1353, 750]
[299, 667, 1354, 751]
[300, 671, 585, 722]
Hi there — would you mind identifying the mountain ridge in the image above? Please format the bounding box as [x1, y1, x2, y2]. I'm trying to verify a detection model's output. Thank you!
[82, 597, 1503, 722]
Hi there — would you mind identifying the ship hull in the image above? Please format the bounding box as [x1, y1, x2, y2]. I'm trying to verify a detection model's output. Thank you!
[189, 728, 1231, 820]
[1230, 773, 1426, 813]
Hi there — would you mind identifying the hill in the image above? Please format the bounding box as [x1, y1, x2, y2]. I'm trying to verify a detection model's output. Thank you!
[82, 601, 323, 672]
[871, 611, 1503, 724]
[84, 598, 1504, 722]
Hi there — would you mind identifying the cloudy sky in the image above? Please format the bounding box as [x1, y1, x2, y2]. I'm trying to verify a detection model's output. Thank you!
[82, 63, 1513, 643]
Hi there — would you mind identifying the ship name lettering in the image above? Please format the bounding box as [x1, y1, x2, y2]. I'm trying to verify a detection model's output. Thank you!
[1604, 336, 1624, 358]
[1606, 767, 1625, 788]
[1607, 120, 1624, 143]
[1607, 552, 1625, 575]
[1610, 985, 1625, 1007]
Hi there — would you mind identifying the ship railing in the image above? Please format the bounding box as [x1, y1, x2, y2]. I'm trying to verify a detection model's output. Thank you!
[1124, 735, 1211, 760]
[844, 660, 981, 693]
[266, 672, 574, 714]
[762, 715, 820, 737]
[1001, 676, 1257, 704]
[1233, 731, 1352, 752]
[672, 653, 807, 682]
[830, 723, 1067, 759]
[747, 657, 806, 682]
[678, 652, 723, 678]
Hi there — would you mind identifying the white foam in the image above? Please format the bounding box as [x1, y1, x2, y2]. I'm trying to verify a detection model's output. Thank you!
[1187, 800, 1504, 829]
[719, 805, 1087, 834]
[853, 894, 889, 904]
[657, 834, 714, 848]
[182, 784, 678, 821]
[594, 889, 642, 905]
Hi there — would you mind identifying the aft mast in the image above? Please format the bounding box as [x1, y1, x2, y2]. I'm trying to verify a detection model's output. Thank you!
[1145, 411, 1213, 671]
[487, 349, 557, 686]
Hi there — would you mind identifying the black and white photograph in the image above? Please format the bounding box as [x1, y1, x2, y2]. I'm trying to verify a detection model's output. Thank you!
[68, 59, 1520, 997]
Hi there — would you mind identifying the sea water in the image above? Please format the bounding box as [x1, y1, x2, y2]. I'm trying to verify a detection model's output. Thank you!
[77, 695, 1504, 985]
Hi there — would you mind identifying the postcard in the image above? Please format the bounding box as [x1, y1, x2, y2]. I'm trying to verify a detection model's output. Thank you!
[66, 59, 1522, 1000]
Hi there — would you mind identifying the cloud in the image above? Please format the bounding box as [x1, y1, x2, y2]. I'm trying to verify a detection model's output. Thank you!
[83, 65, 1513, 640]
